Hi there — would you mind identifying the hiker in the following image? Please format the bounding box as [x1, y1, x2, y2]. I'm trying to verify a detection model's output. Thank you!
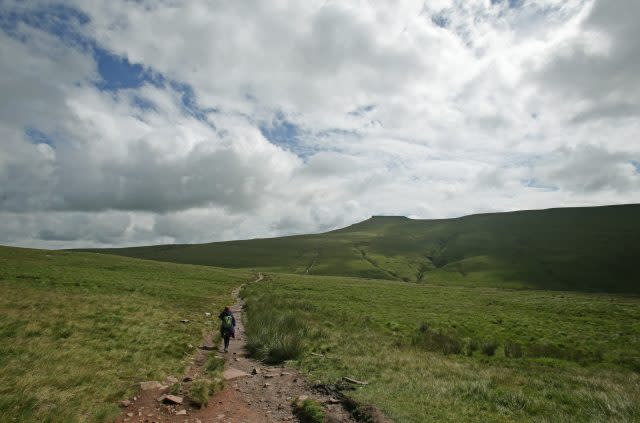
[218, 306, 236, 352]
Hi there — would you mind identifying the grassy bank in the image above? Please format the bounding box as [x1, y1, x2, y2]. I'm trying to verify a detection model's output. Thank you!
[0, 246, 249, 422]
[242, 273, 640, 422]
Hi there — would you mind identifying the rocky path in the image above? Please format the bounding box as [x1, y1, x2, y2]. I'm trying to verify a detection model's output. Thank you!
[117, 274, 361, 423]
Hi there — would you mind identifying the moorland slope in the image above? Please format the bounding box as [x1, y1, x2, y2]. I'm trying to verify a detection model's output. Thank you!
[87, 204, 640, 293]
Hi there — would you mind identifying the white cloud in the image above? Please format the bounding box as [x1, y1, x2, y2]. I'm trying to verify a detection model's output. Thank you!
[0, 0, 639, 248]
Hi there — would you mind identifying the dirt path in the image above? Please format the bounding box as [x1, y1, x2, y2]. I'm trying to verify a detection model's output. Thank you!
[117, 274, 360, 423]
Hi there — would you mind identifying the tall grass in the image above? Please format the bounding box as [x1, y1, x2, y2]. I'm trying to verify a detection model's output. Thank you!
[412, 324, 462, 355]
[243, 292, 308, 364]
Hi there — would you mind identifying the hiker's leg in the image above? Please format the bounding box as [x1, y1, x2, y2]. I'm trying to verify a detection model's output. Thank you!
[223, 335, 230, 350]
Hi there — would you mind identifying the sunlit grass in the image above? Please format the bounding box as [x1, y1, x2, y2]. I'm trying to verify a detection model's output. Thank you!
[0, 246, 249, 422]
[243, 273, 640, 422]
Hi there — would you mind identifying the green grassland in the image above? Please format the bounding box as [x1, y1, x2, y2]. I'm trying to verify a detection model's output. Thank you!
[242, 273, 640, 423]
[88, 204, 640, 293]
[0, 246, 249, 422]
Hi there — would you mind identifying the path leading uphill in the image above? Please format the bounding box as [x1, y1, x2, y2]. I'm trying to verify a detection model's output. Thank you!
[117, 274, 363, 423]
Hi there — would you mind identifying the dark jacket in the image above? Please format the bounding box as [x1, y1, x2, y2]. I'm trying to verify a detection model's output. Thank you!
[219, 310, 236, 336]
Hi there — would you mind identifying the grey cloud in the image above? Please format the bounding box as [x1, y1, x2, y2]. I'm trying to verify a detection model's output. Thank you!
[152, 209, 243, 244]
[2, 136, 292, 213]
[535, 144, 639, 193]
[538, 0, 640, 121]
[0, 211, 133, 247]
[35, 212, 131, 243]
[571, 102, 640, 123]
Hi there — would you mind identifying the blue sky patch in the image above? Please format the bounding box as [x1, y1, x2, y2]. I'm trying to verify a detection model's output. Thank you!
[94, 48, 148, 91]
[25, 127, 55, 147]
[491, 0, 524, 8]
[1, 2, 218, 126]
[316, 128, 360, 139]
[0, 4, 90, 47]
[632, 160, 640, 174]
[0, 3, 149, 91]
[259, 113, 320, 158]
[521, 178, 558, 191]
[260, 114, 299, 148]
[169, 80, 217, 123]
[131, 95, 156, 112]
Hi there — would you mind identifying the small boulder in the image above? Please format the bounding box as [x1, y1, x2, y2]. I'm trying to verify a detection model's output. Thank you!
[165, 375, 179, 384]
[251, 368, 261, 375]
[205, 312, 211, 317]
[176, 409, 187, 415]
[162, 395, 183, 405]
[120, 400, 131, 407]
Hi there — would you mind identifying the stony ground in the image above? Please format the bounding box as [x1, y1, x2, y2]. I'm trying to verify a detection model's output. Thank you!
[116, 277, 363, 423]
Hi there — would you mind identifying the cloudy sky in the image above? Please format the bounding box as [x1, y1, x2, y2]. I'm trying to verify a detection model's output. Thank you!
[1, 0, 639, 248]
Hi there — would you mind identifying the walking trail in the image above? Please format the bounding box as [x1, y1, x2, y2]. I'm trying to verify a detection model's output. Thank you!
[117, 274, 363, 423]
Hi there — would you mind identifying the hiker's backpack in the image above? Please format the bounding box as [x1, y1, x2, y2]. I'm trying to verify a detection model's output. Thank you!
[222, 314, 233, 329]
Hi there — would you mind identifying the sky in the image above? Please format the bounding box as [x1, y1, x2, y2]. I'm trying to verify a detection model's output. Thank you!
[0, 0, 639, 249]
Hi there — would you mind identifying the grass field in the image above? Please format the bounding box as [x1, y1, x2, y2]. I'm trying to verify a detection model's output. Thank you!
[88, 204, 640, 294]
[4, 204, 639, 422]
[242, 273, 640, 422]
[0, 246, 249, 422]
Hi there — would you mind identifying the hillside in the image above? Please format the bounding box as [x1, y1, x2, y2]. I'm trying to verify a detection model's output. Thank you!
[85, 204, 640, 293]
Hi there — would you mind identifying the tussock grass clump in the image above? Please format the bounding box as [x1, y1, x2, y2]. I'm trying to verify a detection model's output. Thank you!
[412, 323, 463, 355]
[480, 340, 498, 356]
[189, 377, 224, 408]
[205, 355, 226, 373]
[462, 337, 479, 356]
[189, 379, 212, 408]
[504, 340, 524, 358]
[526, 342, 603, 363]
[243, 292, 308, 364]
[292, 397, 325, 423]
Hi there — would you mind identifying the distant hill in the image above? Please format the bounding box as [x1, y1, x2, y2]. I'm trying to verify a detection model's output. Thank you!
[82, 204, 640, 293]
